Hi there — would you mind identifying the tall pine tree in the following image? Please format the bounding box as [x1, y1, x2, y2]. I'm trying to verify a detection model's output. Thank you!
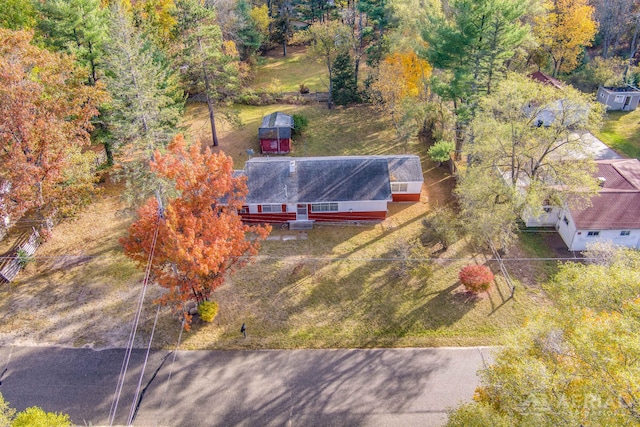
[422, 0, 529, 157]
[331, 52, 359, 106]
[36, 0, 110, 85]
[174, 0, 239, 147]
[104, 6, 184, 205]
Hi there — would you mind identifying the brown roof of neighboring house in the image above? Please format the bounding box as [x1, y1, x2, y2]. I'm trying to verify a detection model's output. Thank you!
[528, 71, 564, 90]
[571, 159, 640, 229]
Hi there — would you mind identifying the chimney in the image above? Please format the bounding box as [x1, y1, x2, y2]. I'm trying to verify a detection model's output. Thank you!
[597, 177, 606, 187]
[289, 160, 296, 175]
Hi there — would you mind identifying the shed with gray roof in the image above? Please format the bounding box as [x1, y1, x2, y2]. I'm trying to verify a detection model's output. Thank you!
[259, 112, 294, 154]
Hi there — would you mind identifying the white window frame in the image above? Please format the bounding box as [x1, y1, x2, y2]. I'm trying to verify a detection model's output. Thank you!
[311, 202, 338, 212]
[614, 95, 625, 103]
[391, 183, 408, 192]
[261, 204, 282, 213]
[587, 231, 600, 237]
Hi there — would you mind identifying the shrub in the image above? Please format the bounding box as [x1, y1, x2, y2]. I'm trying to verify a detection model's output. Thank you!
[16, 249, 32, 269]
[292, 114, 309, 137]
[428, 140, 455, 164]
[459, 265, 494, 293]
[197, 300, 219, 323]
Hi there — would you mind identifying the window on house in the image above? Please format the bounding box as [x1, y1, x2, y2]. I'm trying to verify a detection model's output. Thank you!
[614, 95, 625, 103]
[620, 230, 631, 236]
[391, 183, 408, 192]
[261, 204, 282, 213]
[239, 206, 249, 214]
[543, 207, 552, 213]
[563, 216, 569, 225]
[311, 202, 338, 212]
[587, 231, 600, 237]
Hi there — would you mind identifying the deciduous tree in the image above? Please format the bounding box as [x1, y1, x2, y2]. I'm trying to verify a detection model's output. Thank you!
[0, 29, 107, 230]
[370, 51, 431, 149]
[447, 249, 640, 426]
[120, 135, 271, 327]
[534, 0, 598, 76]
[308, 20, 352, 108]
[456, 73, 603, 247]
[0, 0, 37, 30]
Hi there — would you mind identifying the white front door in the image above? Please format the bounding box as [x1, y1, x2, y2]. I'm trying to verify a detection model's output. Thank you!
[296, 204, 308, 220]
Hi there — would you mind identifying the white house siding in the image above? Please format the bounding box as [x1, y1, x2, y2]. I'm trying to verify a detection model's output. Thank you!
[523, 206, 561, 227]
[567, 229, 640, 251]
[249, 200, 388, 214]
[556, 209, 578, 250]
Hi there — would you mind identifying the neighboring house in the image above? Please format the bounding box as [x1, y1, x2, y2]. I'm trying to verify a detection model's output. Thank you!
[235, 155, 423, 225]
[523, 133, 623, 228]
[528, 71, 564, 90]
[597, 85, 640, 112]
[554, 159, 640, 251]
[259, 112, 294, 154]
[526, 72, 589, 127]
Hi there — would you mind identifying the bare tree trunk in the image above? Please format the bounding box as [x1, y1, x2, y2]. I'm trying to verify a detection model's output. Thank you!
[624, 14, 640, 83]
[199, 38, 219, 147]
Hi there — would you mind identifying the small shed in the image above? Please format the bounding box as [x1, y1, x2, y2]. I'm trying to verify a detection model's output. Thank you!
[597, 85, 640, 112]
[259, 112, 294, 154]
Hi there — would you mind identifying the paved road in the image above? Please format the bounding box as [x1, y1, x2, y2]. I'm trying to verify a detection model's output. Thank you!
[0, 346, 493, 426]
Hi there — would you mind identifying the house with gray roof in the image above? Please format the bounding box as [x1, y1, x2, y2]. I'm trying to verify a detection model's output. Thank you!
[235, 155, 423, 226]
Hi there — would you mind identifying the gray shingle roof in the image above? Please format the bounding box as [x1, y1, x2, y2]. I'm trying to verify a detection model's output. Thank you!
[385, 155, 424, 182]
[242, 156, 404, 204]
[259, 112, 294, 140]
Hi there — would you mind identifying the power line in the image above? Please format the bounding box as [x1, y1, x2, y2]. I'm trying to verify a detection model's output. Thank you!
[127, 304, 161, 425]
[108, 216, 161, 426]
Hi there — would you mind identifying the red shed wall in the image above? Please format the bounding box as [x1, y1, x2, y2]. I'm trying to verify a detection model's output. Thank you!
[260, 139, 291, 154]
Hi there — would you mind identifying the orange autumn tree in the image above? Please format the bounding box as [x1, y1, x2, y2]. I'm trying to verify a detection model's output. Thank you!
[120, 135, 270, 326]
[535, 0, 598, 76]
[0, 29, 107, 229]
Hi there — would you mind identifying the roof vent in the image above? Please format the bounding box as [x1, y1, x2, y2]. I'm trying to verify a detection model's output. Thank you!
[597, 177, 606, 187]
[289, 160, 296, 175]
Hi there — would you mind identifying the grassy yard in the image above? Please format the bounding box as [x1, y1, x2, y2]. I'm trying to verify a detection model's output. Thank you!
[251, 46, 328, 92]
[594, 109, 640, 159]
[0, 47, 556, 350]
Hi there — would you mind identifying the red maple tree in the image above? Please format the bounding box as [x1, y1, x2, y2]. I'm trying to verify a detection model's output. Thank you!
[0, 29, 107, 227]
[120, 135, 271, 326]
[458, 265, 495, 293]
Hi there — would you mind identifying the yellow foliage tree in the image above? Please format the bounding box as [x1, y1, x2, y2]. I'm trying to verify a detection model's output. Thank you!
[535, 0, 598, 76]
[371, 51, 432, 150]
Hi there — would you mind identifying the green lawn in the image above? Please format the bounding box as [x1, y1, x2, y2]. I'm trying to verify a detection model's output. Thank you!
[251, 46, 328, 92]
[594, 109, 640, 159]
[0, 46, 554, 350]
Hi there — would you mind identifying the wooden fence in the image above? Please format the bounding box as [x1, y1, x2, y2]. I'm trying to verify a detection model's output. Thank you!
[279, 91, 330, 103]
[0, 228, 41, 283]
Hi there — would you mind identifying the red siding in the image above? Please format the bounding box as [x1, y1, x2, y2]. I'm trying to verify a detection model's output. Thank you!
[260, 139, 291, 154]
[241, 212, 296, 223]
[240, 210, 387, 223]
[392, 193, 420, 202]
[309, 211, 387, 222]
